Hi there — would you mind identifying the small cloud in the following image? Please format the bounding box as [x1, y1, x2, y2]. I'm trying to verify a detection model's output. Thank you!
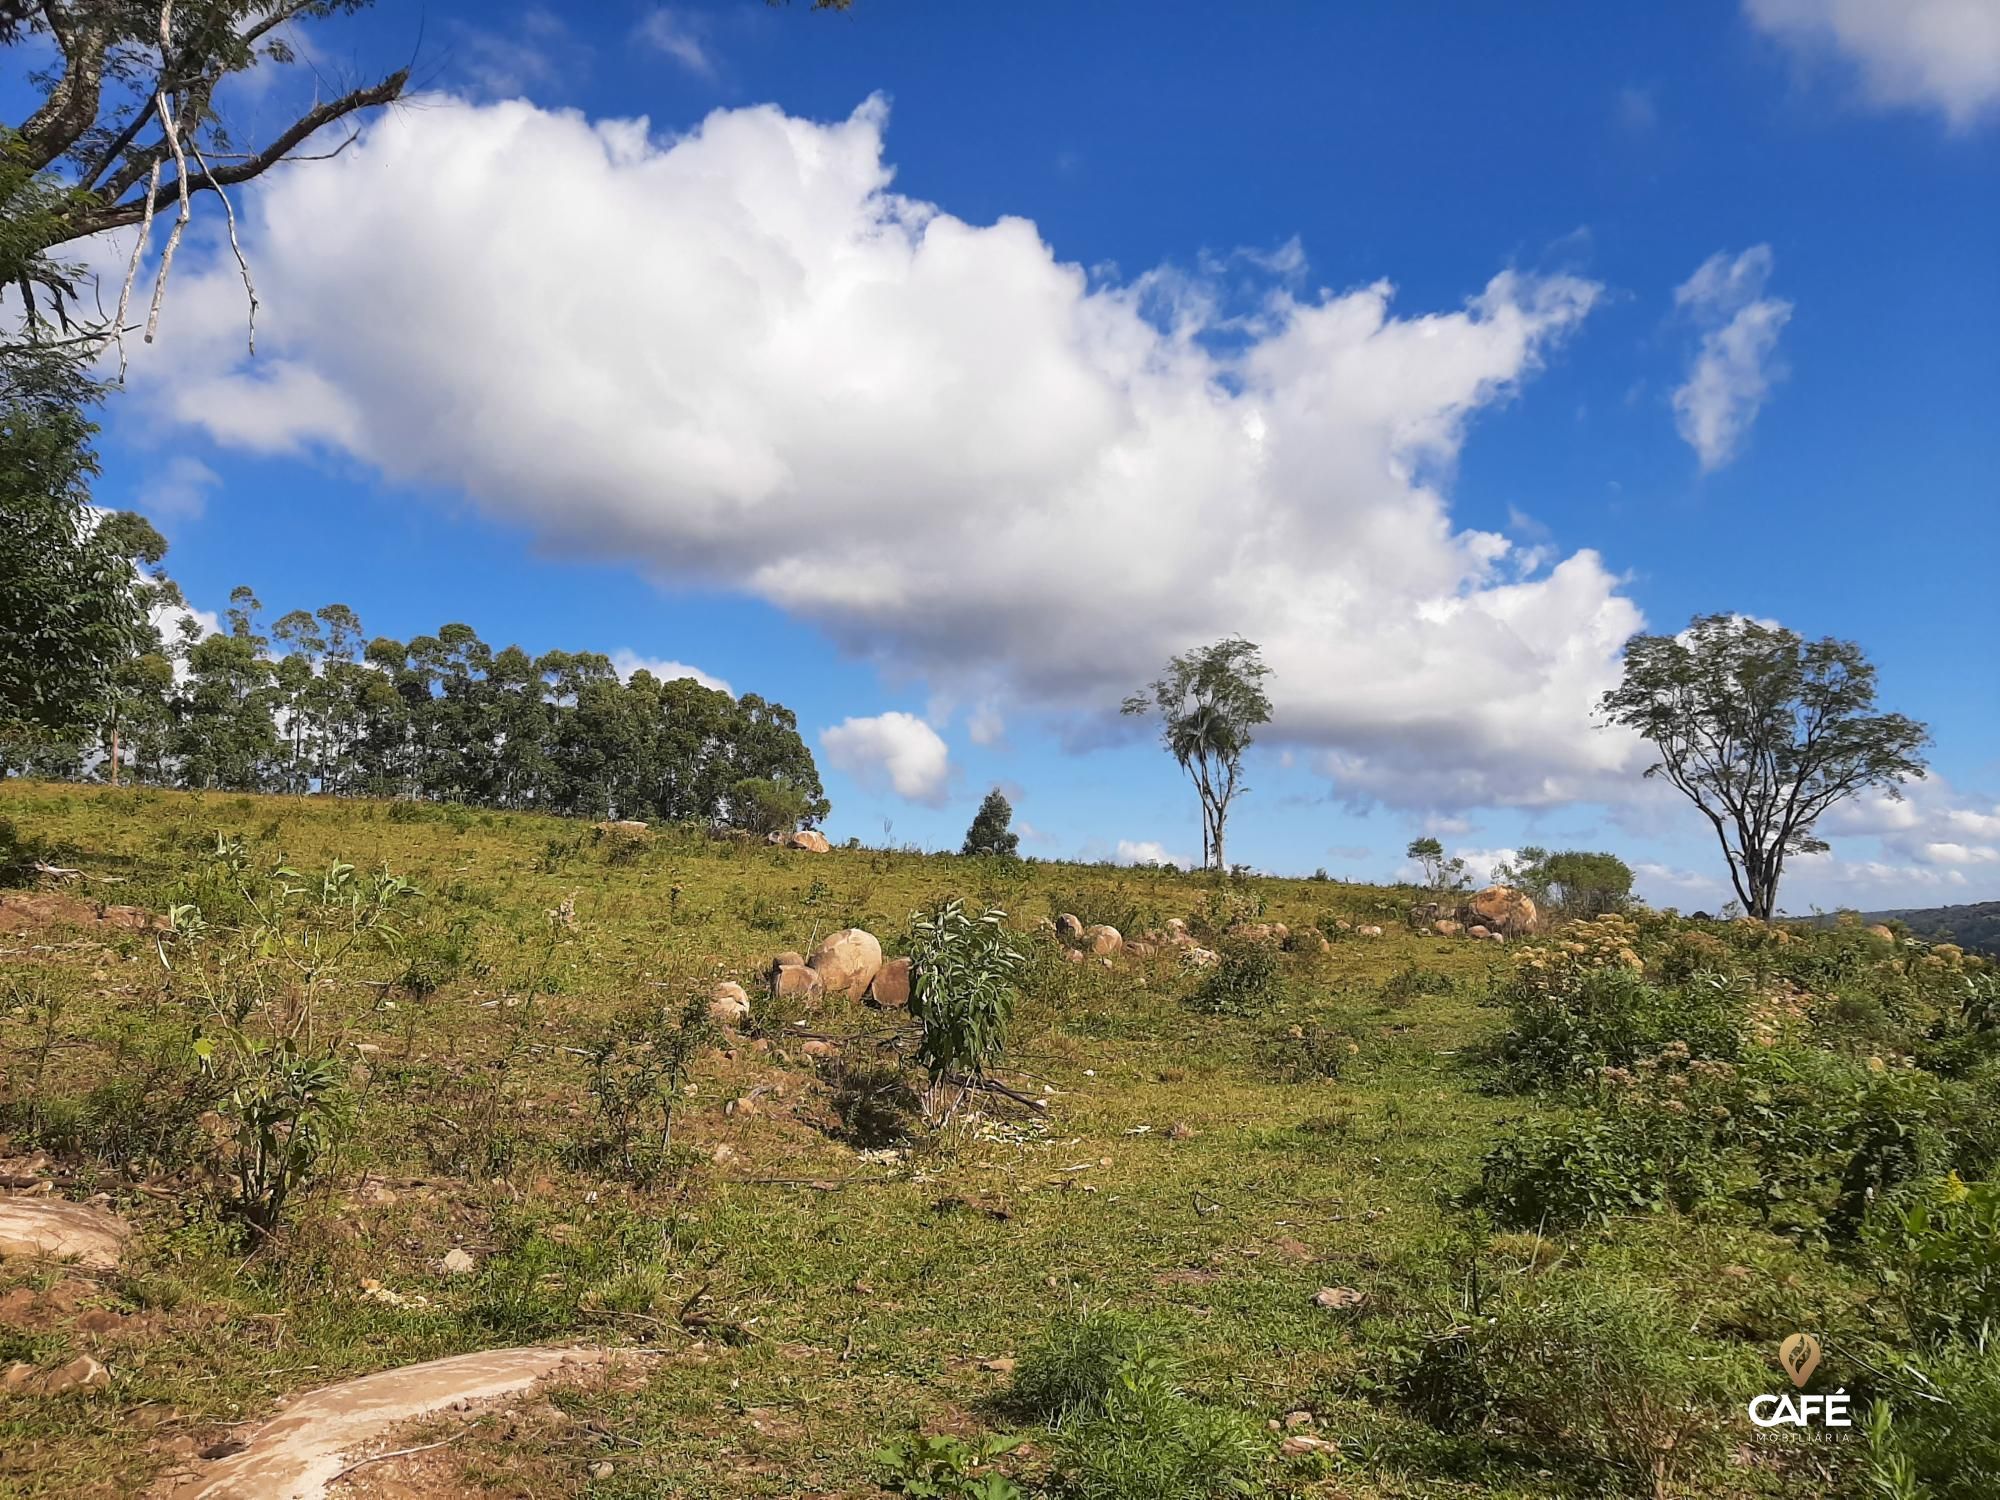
[820, 711, 951, 805]
[637, 8, 715, 77]
[1671, 245, 1792, 471]
[136, 456, 220, 520]
[1616, 83, 1661, 131]
[1114, 838, 1191, 869]
[967, 700, 1006, 746]
[609, 649, 732, 696]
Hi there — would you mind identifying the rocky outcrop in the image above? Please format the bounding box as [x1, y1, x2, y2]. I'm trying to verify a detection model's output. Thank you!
[1464, 886, 1538, 936]
[767, 830, 831, 853]
[1085, 924, 1124, 957]
[869, 956, 912, 1009]
[177, 1346, 642, 1500]
[1055, 914, 1085, 942]
[808, 928, 883, 1000]
[707, 981, 752, 1029]
[770, 964, 822, 1003]
[0, 1196, 133, 1271]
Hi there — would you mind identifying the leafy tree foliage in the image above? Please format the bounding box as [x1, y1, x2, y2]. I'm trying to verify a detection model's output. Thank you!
[6, 587, 831, 827]
[1601, 615, 1928, 920]
[2, 1, 406, 368]
[1406, 835, 1470, 893]
[1495, 846, 1635, 919]
[961, 787, 1019, 858]
[1122, 637, 1272, 872]
[0, 354, 170, 759]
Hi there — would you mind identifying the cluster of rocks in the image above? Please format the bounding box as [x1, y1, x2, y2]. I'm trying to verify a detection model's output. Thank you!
[1413, 886, 1538, 944]
[707, 926, 909, 1029]
[766, 829, 831, 853]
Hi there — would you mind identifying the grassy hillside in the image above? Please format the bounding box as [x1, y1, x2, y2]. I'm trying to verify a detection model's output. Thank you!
[1, 782, 1996, 1498]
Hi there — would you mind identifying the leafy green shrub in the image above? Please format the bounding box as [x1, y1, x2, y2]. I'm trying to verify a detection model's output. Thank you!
[1011, 1311, 1269, 1500]
[1482, 1272, 1755, 1496]
[575, 996, 714, 1185]
[1472, 1099, 1727, 1230]
[1264, 1020, 1361, 1082]
[1865, 1333, 2000, 1500]
[195, 1030, 347, 1235]
[1495, 955, 1742, 1093]
[909, 899, 1027, 1120]
[874, 1432, 1025, 1499]
[1867, 1175, 2000, 1345]
[1379, 962, 1455, 1007]
[1186, 938, 1281, 1018]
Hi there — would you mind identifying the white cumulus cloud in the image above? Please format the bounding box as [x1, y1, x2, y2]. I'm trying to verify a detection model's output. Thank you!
[820, 711, 951, 805]
[608, 649, 732, 695]
[1671, 246, 1792, 472]
[1112, 838, 1193, 869]
[124, 93, 1648, 811]
[1746, 0, 2000, 129]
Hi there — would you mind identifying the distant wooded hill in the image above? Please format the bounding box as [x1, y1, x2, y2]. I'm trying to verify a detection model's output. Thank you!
[1802, 900, 2000, 956]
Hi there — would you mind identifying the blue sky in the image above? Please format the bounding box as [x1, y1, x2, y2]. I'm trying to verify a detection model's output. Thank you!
[25, 1, 2000, 910]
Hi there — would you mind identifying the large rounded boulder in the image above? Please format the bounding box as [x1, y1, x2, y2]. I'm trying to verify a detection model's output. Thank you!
[809, 928, 883, 1000]
[1465, 886, 1538, 936]
[1086, 924, 1124, 957]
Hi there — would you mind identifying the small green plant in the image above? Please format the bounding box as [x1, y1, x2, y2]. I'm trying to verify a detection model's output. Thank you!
[874, 1432, 1026, 1499]
[1482, 1271, 1755, 1498]
[1006, 1310, 1270, 1499]
[908, 898, 1026, 1122]
[194, 1029, 346, 1235]
[1186, 937, 1281, 1017]
[578, 995, 715, 1184]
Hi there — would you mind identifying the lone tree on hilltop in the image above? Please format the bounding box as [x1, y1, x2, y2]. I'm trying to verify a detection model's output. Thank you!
[1600, 614, 1928, 921]
[1123, 637, 1272, 873]
[961, 787, 1019, 858]
[1406, 836, 1470, 894]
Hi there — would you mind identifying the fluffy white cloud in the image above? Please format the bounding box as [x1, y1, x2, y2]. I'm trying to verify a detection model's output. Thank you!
[134, 456, 220, 520]
[1112, 838, 1193, 869]
[608, 649, 732, 695]
[636, 9, 715, 77]
[1823, 777, 2000, 868]
[820, 711, 951, 804]
[1746, 0, 2000, 129]
[127, 94, 1649, 810]
[1671, 246, 1792, 471]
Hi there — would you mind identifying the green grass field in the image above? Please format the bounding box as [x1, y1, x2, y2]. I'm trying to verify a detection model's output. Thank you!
[0, 781, 1987, 1498]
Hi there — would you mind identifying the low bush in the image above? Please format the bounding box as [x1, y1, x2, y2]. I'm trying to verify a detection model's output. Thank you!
[1482, 1272, 1756, 1497]
[1185, 938, 1282, 1018]
[1865, 1334, 2000, 1500]
[1867, 1175, 2000, 1346]
[1010, 1310, 1269, 1500]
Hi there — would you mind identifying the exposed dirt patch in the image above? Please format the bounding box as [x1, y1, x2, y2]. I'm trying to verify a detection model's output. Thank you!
[0, 889, 164, 935]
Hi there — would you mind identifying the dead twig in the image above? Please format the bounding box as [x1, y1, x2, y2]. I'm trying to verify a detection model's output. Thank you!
[326, 1430, 466, 1483]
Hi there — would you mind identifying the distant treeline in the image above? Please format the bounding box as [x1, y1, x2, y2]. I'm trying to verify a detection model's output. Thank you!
[0, 589, 829, 831]
[1806, 901, 2000, 958]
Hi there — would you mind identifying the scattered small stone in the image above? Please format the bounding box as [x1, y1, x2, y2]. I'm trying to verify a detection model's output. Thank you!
[710, 1144, 739, 1166]
[441, 1248, 477, 1276]
[1169, 1122, 1195, 1141]
[1283, 1410, 1314, 1429]
[1, 1354, 109, 1396]
[1281, 1433, 1335, 1457]
[591, 1460, 615, 1479]
[979, 1356, 1017, 1373]
[1313, 1286, 1367, 1311]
